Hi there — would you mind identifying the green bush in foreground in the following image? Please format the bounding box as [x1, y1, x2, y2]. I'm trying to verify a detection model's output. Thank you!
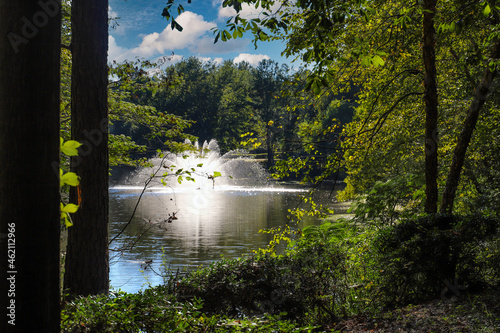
[61, 214, 500, 332]
[171, 240, 346, 325]
[373, 214, 500, 305]
[61, 289, 209, 332]
[61, 288, 310, 332]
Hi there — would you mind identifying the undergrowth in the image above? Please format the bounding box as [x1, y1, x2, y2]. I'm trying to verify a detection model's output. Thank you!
[61, 213, 500, 332]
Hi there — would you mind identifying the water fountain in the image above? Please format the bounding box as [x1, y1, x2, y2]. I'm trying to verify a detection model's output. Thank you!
[109, 139, 322, 293]
[123, 139, 269, 190]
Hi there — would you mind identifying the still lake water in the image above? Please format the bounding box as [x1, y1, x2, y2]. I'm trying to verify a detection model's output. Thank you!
[108, 184, 343, 293]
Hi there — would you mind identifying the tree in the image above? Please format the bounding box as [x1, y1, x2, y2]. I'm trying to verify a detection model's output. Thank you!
[144, 58, 262, 153]
[422, 0, 439, 213]
[206, 0, 500, 215]
[214, 61, 256, 150]
[64, 0, 109, 297]
[0, 0, 61, 331]
[252, 60, 289, 168]
[440, 40, 500, 213]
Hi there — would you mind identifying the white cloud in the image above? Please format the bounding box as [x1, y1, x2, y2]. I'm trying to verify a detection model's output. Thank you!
[198, 56, 224, 65]
[218, 6, 237, 18]
[218, 1, 285, 19]
[109, 6, 118, 19]
[233, 53, 270, 66]
[108, 35, 132, 63]
[107, 10, 254, 64]
[131, 11, 216, 58]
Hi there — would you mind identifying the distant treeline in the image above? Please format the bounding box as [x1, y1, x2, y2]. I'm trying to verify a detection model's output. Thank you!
[112, 57, 355, 170]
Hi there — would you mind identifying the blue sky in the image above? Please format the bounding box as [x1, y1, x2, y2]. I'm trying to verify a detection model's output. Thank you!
[108, 0, 293, 67]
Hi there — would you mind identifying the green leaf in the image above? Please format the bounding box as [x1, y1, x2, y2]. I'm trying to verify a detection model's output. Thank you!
[61, 140, 82, 156]
[213, 171, 222, 178]
[61, 172, 80, 187]
[361, 56, 371, 67]
[372, 55, 385, 67]
[197, 163, 203, 167]
[61, 203, 79, 213]
[484, 4, 491, 16]
[62, 212, 73, 227]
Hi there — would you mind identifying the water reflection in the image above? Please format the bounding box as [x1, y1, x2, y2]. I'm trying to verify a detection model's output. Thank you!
[109, 185, 335, 293]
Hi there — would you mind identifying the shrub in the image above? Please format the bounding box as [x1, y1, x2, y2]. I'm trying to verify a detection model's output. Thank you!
[61, 289, 213, 332]
[172, 241, 346, 324]
[61, 288, 310, 332]
[373, 214, 500, 305]
[348, 174, 425, 227]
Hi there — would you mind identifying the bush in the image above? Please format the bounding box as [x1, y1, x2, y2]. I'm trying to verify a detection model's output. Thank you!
[61, 289, 212, 332]
[61, 288, 311, 332]
[172, 241, 346, 324]
[373, 214, 500, 305]
[347, 174, 425, 227]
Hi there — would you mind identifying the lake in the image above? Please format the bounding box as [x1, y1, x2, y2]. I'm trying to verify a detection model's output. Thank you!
[108, 183, 345, 293]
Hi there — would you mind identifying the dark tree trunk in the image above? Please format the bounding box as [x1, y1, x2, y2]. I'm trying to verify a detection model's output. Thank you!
[0, 0, 61, 331]
[64, 0, 109, 297]
[266, 125, 275, 168]
[440, 41, 500, 214]
[422, 0, 439, 214]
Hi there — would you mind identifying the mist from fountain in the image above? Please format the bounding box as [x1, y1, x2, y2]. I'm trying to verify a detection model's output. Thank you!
[123, 139, 269, 190]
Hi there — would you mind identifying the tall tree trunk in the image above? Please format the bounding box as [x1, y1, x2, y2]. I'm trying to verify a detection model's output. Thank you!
[64, 0, 109, 297]
[422, 0, 439, 214]
[440, 41, 500, 214]
[266, 124, 275, 168]
[0, 1, 61, 331]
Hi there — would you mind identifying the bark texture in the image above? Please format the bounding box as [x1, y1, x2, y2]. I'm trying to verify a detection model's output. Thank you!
[0, 0, 61, 331]
[64, 0, 109, 297]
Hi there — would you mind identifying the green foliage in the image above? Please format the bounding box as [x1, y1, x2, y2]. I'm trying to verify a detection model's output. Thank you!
[347, 174, 425, 227]
[62, 288, 307, 332]
[173, 242, 346, 325]
[476, 236, 500, 285]
[373, 214, 500, 305]
[61, 12, 195, 168]
[61, 289, 211, 332]
[59, 137, 81, 227]
[108, 59, 196, 164]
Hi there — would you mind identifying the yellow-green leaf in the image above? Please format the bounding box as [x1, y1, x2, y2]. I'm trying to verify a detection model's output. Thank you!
[372, 55, 385, 67]
[62, 213, 73, 227]
[61, 140, 82, 156]
[213, 171, 222, 178]
[484, 4, 491, 16]
[61, 172, 80, 187]
[61, 203, 79, 213]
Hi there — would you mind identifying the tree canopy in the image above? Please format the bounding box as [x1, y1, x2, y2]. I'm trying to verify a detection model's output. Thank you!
[194, 0, 500, 216]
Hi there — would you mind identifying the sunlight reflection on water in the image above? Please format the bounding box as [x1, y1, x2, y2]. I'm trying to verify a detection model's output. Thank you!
[108, 185, 328, 293]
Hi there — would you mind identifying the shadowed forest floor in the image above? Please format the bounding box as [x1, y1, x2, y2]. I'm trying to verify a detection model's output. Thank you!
[328, 288, 500, 332]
